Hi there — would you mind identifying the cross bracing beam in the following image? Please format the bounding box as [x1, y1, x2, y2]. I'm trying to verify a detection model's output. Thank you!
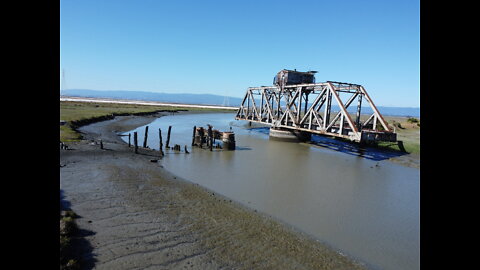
[235, 82, 396, 143]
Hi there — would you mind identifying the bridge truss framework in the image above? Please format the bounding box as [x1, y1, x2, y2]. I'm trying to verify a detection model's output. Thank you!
[235, 81, 397, 143]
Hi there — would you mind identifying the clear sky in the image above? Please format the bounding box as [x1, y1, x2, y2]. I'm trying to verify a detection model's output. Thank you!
[60, 0, 419, 107]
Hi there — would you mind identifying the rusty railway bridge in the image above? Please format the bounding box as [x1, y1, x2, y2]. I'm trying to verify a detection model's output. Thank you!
[235, 80, 397, 144]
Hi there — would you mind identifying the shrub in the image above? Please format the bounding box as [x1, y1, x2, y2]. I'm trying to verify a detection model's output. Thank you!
[407, 117, 419, 123]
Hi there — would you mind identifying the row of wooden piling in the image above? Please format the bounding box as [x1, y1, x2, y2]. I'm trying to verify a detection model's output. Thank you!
[62, 123, 234, 154]
[123, 125, 189, 156]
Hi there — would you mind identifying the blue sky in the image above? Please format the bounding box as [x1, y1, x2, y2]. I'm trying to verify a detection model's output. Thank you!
[60, 0, 419, 107]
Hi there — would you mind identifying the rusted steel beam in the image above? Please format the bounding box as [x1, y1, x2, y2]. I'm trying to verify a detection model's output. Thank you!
[359, 86, 391, 132]
[326, 92, 358, 132]
[326, 82, 360, 141]
[298, 87, 327, 125]
[248, 89, 261, 120]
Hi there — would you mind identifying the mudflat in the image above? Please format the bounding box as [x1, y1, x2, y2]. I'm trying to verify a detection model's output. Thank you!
[60, 113, 368, 269]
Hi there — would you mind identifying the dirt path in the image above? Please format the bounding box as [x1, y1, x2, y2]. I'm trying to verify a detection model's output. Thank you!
[60, 114, 368, 270]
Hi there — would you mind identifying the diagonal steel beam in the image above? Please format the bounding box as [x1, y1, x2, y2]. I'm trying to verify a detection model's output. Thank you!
[248, 89, 261, 120]
[327, 82, 360, 139]
[299, 87, 327, 125]
[359, 86, 391, 131]
[362, 113, 375, 128]
[326, 92, 359, 131]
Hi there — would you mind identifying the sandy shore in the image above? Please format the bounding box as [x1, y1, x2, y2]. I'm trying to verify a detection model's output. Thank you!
[60, 112, 371, 270]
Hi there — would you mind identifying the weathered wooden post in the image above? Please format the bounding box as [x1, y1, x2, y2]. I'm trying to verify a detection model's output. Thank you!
[61, 141, 68, 150]
[166, 126, 172, 148]
[210, 136, 213, 151]
[191, 126, 196, 146]
[198, 127, 204, 148]
[159, 128, 164, 156]
[134, 132, 138, 154]
[128, 133, 131, 147]
[184, 145, 189, 154]
[143, 126, 149, 148]
[100, 139, 103, 149]
[207, 125, 213, 151]
[212, 129, 217, 145]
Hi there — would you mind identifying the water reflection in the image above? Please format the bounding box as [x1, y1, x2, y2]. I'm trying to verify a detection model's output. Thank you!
[123, 113, 419, 270]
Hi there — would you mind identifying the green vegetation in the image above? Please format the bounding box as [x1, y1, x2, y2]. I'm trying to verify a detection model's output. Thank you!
[407, 117, 419, 123]
[60, 125, 82, 141]
[60, 210, 81, 270]
[374, 133, 420, 154]
[391, 120, 404, 129]
[377, 118, 420, 154]
[406, 117, 420, 127]
[376, 139, 419, 154]
[60, 101, 234, 141]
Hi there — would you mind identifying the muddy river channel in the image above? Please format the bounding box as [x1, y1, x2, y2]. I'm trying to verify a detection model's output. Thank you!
[123, 112, 419, 270]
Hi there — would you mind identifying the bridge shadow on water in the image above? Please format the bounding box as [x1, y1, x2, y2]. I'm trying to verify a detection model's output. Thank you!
[307, 135, 407, 161]
[248, 127, 407, 162]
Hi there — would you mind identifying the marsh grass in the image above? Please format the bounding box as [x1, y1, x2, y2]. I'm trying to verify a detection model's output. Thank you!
[60, 101, 233, 141]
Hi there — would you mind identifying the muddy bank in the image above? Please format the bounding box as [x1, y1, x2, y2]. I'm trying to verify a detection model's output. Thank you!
[60, 113, 368, 269]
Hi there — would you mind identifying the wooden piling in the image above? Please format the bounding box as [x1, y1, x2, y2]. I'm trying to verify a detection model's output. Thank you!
[166, 126, 172, 148]
[199, 127, 204, 148]
[128, 133, 131, 147]
[207, 126, 213, 151]
[184, 145, 189, 154]
[134, 132, 138, 154]
[191, 126, 196, 146]
[100, 139, 103, 149]
[143, 126, 149, 148]
[159, 128, 164, 156]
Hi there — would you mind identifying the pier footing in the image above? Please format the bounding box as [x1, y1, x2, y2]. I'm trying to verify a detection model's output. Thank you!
[269, 128, 311, 142]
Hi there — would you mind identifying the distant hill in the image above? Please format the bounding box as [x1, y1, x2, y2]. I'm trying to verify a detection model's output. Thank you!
[354, 106, 420, 118]
[60, 89, 419, 117]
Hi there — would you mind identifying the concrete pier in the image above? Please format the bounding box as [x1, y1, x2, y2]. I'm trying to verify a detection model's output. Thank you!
[269, 128, 311, 142]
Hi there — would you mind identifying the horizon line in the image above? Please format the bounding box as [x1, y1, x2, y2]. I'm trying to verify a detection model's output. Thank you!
[60, 89, 420, 109]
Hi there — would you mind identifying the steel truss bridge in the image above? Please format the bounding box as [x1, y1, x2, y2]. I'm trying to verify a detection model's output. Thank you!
[235, 81, 397, 143]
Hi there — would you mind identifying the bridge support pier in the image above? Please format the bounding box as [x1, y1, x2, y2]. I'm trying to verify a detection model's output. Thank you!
[269, 127, 311, 142]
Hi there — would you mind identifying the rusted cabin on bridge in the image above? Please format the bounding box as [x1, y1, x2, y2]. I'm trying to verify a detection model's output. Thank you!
[273, 69, 317, 88]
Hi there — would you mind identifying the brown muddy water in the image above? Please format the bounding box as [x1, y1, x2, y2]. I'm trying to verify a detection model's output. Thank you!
[123, 112, 419, 270]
